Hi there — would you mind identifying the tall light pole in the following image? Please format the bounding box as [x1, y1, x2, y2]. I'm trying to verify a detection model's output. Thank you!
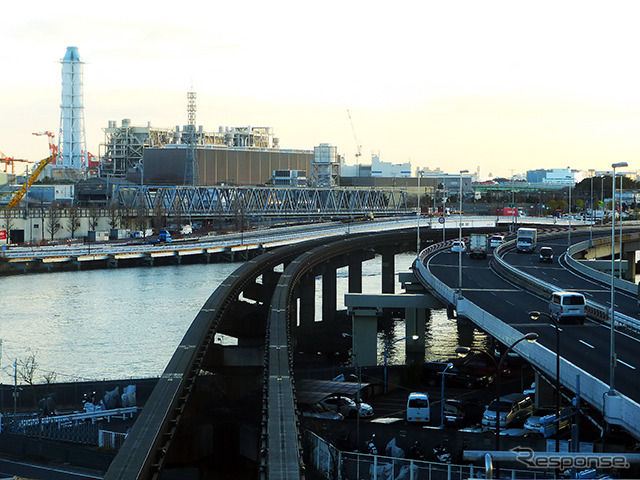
[383, 335, 418, 394]
[610, 162, 627, 395]
[619, 171, 624, 279]
[440, 363, 453, 428]
[530, 311, 561, 452]
[589, 169, 595, 246]
[567, 173, 572, 248]
[417, 171, 422, 258]
[458, 170, 469, 299]
[601, 175, 605, 226]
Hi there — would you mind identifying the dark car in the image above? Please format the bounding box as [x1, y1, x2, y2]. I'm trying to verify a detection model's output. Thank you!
[422, 362, 491, 389]
[539, 246, 553, 263]
[443, 399, 485, 427]
[453, 355, 511, 378]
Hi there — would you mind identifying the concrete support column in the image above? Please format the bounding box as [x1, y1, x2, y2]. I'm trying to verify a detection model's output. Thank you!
[351, 309, 379, 367]
[625, 249, 638, 282]
[298, 273, 316, 335]
[404, 307, 426, 365]
[381, 249, 395, 294]
[322, 265, 337, 323]
[348, 253, 363, 293]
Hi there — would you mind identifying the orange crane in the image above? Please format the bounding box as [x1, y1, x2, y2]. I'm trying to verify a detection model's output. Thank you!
[0, 151, 31, 174]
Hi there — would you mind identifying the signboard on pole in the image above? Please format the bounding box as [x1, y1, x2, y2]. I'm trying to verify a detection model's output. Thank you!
[0, 230, 6, 240]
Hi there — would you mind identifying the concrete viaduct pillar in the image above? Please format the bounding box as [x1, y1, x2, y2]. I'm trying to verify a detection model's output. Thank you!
[298, 272, 315, 335]
[322, 264, 338, 324]
[348, 251, 363, 294]
[380, 248, 395, 294]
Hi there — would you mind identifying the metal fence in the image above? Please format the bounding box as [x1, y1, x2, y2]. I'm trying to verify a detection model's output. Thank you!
[304, 431, 550, 480]
[99, 429, 128, 450]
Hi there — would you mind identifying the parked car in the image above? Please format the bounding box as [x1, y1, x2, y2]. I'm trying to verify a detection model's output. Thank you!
[406, 392, 431, 423]
[443, 399, 485, 427]
[422, 362, 492, 389]
[450, 241, 466, 253]
[482, 393, 534, 429]
[453, 354, 510, 378]
[539, 246, 554, 263]
[299, 402, 344, 421]
[549, 291, 586, 324]
[489, 235, 505, 248]
[320, 395, 373, 419]
[524, 407, 573, 437]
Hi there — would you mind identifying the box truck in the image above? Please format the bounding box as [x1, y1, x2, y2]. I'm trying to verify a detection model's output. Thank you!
[516, 228, 537, 253]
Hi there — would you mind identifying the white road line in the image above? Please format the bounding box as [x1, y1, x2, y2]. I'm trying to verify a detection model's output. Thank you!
[0, 459, 102, 479]
[618, 359, 636, 370]
[579, 340, 595, 349]
[505, 300, 515, 306]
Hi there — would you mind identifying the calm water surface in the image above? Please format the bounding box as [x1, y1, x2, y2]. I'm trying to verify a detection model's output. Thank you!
[0, 253, 490, 383]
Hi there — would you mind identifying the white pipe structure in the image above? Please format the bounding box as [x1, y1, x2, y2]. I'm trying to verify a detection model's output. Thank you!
[58, 46, 87, 170]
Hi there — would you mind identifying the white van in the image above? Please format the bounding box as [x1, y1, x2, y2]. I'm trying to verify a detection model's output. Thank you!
[549, 292, 586, 324]
[406, 392, 431, 423]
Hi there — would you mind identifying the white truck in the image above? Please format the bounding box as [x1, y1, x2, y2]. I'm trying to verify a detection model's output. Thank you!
[469, 233, 488, 258]
[516, 228, 537, 253]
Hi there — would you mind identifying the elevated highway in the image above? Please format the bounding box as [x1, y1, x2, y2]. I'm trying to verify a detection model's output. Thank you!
[415, 227, 640, 440]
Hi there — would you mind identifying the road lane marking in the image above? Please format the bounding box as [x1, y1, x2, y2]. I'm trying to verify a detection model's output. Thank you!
[618, 359, 636, 370]
[579, 340, 595, 349]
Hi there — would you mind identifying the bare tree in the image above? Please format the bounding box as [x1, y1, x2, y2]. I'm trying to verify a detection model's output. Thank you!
[46, 204, 63, 241]
[135, 201, 148, 235]
[88, 205, 101, 231]
[17, 349, 38, 386]
[151, 202, 167, 230]
[107, 204, 120, 230]
[67, 204, 81, 239]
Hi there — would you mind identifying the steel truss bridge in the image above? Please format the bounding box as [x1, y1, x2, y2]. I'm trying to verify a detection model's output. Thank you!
[113, 185, 410, 218]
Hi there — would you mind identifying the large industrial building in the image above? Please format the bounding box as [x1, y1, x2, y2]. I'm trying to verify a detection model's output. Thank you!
[142, 145, 313, 186]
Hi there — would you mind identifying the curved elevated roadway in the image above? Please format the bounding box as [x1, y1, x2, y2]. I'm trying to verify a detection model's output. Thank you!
[415, 226, 640, 439]
[104, 226, 475, 479]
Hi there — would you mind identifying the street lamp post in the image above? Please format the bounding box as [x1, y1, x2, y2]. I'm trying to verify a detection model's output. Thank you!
[440, 362, 453, 429]
[417, 171, 422, 258]
[530, 311, 561, 452]
[383, 335, 419, 394]
[567, 175, 572, 248]
[610, 162, 628, 394]
[601, 175, 605, 226]
[458, 170, 469, 299]
[619, 171, 624, 279]
[589, 169, 595, 246]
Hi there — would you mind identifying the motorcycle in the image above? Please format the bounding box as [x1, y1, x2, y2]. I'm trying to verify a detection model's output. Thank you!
[433, 443, 451, 463]
[407, 441, 425, 461]
[365, 434, 378, 455]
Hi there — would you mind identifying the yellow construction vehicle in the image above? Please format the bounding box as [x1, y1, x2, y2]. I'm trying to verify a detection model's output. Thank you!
[6, 154, 57, 208]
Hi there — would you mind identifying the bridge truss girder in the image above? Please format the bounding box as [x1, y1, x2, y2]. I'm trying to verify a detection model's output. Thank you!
[113, 185, 409, 217]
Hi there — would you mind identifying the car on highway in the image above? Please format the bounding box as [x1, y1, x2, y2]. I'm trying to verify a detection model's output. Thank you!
[482, 393, 533, 429]
[422, 362, 492, 389]
[450, 240, 466, 253]
[539, 246, 554, 263]
[320, 395, 374, 419]
[549, 291, 586, 324]
[489, 235, 505, 248]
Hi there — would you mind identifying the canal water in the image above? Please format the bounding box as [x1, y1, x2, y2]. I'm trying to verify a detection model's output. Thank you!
[0, 253, 491, 384]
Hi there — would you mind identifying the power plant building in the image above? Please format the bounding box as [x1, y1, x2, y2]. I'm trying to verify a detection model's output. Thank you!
[100, 119, 315, 185]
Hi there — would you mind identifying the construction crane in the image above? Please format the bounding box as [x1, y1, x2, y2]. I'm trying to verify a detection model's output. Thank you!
[32, 131, 58, 163]
[347, 109, 362, 164]
[6, 154, 57, 208]
[0, 151, 31, 174]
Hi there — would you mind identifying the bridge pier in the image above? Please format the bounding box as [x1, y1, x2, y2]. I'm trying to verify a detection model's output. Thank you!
[350, 308, 380, 367]
[348, 252, 363, 294]
[298, 272, 315, 335]
[322, 264, 337, 324]
[380, 248, 395, 294]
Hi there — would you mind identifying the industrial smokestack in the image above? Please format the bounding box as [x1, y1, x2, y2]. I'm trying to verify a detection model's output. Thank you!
[58, 46, 87, 170]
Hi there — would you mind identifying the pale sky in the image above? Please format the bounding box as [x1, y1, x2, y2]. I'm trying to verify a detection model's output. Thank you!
[2, 1, 640, 178]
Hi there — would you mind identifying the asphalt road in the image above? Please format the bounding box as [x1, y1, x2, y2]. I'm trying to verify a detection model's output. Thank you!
[426, 229, 640, 404]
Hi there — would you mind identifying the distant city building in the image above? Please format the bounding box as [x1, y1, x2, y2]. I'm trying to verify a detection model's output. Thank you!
[341, 154, 411, 178]
[526, 168, 580, 184]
